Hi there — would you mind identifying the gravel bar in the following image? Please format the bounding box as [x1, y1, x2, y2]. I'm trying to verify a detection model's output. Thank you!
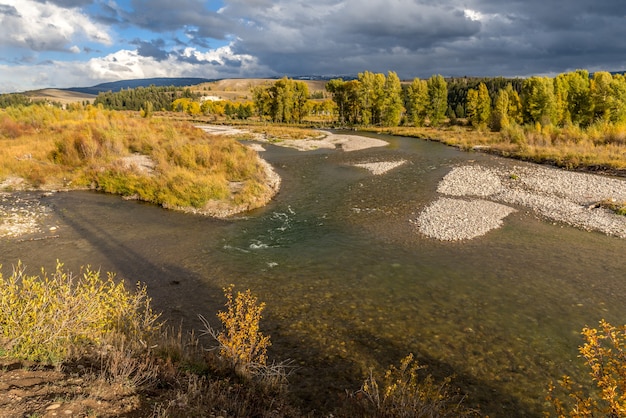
[0, 193, 51, 238]
[416, 164, 626, 241]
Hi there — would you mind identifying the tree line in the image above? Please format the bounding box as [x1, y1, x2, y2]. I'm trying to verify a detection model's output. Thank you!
[464, 70, 626, 131]
[0, 94, 62, 109]
[10, 69, 623, 131]
[93, 85, 201, 112]
[322, 69, 626, 131]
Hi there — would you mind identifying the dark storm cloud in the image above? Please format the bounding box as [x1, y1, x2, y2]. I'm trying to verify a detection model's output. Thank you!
[122, 0, 232, 40]
[221, 0, 626, 78]
[132, 38, 170, 61]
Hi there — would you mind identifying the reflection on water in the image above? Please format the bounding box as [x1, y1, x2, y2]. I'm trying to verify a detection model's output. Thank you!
[2, 134, 625, 417]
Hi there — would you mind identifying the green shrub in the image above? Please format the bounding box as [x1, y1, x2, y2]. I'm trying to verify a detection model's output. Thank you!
[597, 199, 626, 216]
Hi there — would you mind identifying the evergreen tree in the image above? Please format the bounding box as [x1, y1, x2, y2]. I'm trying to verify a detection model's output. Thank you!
[455, 103, 465, 119]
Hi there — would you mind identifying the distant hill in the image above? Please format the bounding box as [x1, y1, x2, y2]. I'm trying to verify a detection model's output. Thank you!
[14, 76, 349, 105]
[64, 77, 215, 95]
[24, 89, 97, 104]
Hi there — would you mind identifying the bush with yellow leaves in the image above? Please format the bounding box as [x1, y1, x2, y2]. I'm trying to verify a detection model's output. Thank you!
[0, 261, 161, 363]
[199, 285, 272, 379]
[547, 319, 626, 417]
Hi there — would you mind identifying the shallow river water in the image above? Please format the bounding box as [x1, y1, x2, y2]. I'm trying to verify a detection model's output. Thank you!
[2, 133, 625, 416]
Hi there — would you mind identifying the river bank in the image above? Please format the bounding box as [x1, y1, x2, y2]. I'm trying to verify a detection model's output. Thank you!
[2, 127, 625, 241]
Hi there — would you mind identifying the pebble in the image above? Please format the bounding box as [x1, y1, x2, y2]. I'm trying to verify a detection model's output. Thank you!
[416, 163, 626, 241]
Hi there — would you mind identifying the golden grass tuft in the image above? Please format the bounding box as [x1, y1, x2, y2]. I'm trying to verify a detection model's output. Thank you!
[354, 353, 477, 417]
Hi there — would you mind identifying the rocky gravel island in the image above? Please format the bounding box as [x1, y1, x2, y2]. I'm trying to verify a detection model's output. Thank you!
[416, 164, 626, 241]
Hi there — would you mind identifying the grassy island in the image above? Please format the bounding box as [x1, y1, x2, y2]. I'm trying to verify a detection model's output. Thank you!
[0, 104, 275, 216]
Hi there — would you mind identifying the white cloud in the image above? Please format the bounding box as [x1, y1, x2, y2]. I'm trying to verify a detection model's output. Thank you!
[0, 44, 273, 92]
[0, 0, 112, 51]
[464, 9, 483, 22]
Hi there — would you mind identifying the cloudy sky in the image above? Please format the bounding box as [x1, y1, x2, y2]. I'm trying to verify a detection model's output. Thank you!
[1, 0, 625, 92]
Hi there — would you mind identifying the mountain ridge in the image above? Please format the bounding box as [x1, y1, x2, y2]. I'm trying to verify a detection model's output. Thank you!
[63, 77, 216, 95]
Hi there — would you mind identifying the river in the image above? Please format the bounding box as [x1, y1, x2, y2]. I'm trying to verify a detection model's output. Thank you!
[2, 132, 625, 416]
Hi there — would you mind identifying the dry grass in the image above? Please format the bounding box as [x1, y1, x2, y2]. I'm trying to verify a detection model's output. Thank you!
[191, 78, 327, 102]
[348, 354, 477, 418]
[366, 123, 626, 173]
[0, 105, 274, 213]
[247, 124, 322, 140]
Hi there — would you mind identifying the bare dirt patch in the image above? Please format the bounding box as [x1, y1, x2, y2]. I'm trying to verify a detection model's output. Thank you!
[120, 154, 156, 176]
[0, 359, 147, 418]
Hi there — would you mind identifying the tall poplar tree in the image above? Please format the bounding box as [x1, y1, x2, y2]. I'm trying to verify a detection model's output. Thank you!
[358, 71, 385, 125]
[382, 71, 403, 126]
[505, 83, 523, 125]
[466, 82, 491, 129]
[553, 74, 570, 126]
[491, 89, 509, 131]
[326, 79, 348, 124]
[609, 74, 626, 123]
[522, 76, 556, 125]
[427, 75, 448, 126]
[406, 77, 429, 126]
[564, 70, 592, 126]
[590, 71, 613, 121]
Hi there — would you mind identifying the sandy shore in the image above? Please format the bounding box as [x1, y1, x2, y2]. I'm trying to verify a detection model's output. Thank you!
[199, 124, 404, 175]
[197, 125, 389, 152]
[416, 164, 626, 241]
